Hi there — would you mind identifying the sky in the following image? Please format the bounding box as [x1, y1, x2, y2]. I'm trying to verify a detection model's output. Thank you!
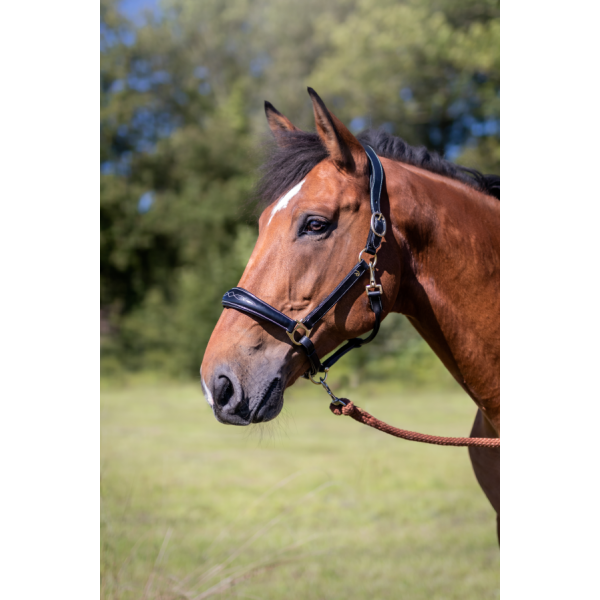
[119, 0, 160, 24]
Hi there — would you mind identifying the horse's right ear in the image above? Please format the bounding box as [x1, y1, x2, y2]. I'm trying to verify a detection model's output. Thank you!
[264, 101, 300, 142]
[307, 87, 366, 175]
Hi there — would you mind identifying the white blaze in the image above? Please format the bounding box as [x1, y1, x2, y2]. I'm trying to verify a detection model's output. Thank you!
[268, 180, 305, 225]
[200, 369, 214, 407]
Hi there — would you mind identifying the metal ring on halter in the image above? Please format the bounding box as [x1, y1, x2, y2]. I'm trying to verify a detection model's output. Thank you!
[286, 320, 312, 345]
[358, 248, 378, 267]
[370, 212, 386, 237]
[309, 367, 329, 385]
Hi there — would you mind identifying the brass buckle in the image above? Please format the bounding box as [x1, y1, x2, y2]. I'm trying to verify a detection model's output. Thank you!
[365, 256, 382, 295]
[370, 212, 386, 238]
[287, 319, 312, 345]
[366, 283, 383, 294]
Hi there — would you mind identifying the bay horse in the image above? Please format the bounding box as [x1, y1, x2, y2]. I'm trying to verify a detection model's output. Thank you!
[201, 88, 500, 536]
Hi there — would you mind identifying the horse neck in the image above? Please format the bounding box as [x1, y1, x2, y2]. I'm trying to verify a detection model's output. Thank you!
[384, 160, 500, 430]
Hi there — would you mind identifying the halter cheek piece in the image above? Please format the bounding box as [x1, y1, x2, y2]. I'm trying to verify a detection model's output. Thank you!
[221, 145, 386, 404]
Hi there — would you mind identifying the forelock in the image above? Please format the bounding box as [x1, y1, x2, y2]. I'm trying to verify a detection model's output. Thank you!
[254, 131, 329, 211]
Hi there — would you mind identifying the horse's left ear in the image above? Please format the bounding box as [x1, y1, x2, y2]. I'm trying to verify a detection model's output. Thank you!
[265, 101, 300, 143]
[307, 87, 367, 175]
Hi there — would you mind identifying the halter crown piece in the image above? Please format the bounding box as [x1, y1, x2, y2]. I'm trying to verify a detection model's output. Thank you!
[221, 145, 386, 404]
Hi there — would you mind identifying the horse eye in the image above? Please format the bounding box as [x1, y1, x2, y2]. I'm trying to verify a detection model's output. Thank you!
[305, 218, 328, 234]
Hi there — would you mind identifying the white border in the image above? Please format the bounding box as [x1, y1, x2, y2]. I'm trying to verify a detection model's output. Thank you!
[0, 1, 98, 596]
[503, 1, 600, 596]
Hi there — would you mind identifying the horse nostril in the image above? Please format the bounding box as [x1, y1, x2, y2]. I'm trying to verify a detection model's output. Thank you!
[209, 367, 251, 424]
[214, 375, 235, 408]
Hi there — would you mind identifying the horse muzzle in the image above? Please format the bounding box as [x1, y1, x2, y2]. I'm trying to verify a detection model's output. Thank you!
[201, 364, 285, 426]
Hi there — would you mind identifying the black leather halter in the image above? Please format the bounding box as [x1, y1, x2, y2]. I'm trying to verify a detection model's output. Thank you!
[222, 144, 386, 383]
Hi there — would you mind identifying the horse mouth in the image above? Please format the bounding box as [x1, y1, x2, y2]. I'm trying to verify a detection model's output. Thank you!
[252, 377, 283, 423]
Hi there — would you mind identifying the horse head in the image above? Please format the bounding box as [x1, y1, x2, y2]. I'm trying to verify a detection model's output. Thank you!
[200, 89, 398, 425]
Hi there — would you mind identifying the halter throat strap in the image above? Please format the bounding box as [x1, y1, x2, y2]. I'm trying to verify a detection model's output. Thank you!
[221, 144, 385, 378]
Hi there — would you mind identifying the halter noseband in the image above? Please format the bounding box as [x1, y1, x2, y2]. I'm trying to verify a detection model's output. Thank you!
[221, 145, 386, 401]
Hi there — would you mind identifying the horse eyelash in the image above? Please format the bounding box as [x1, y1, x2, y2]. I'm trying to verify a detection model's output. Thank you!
[300, 217, 330, 236]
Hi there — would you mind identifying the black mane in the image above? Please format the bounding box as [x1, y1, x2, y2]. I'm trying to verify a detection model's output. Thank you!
[255, 128, 500, 209]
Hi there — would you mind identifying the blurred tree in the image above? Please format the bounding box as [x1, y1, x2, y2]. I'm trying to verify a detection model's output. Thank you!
[309, 0, 499, 172]
[100, 0, 498, 379]
[101, 0, 257, 375]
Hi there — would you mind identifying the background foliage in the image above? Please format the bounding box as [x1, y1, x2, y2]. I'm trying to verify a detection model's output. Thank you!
[100, 0, 499, 380]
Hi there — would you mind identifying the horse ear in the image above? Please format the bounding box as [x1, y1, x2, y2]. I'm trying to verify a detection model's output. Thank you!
[264, 101, 300, 142]
[307, 87, 366, 174]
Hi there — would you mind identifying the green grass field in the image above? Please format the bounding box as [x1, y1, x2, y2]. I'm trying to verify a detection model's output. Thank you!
[101, 378, 499, 599]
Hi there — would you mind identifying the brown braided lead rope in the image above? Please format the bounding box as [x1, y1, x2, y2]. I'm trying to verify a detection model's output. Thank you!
[329, 400, 500, 448]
